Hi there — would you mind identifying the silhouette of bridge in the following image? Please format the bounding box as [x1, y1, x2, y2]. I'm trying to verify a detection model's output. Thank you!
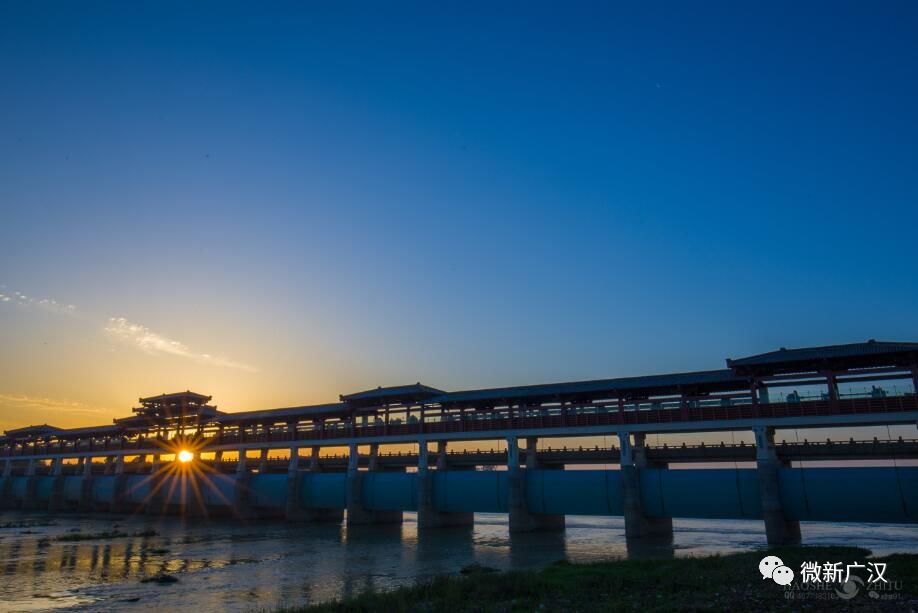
[2, 340, 917, 545]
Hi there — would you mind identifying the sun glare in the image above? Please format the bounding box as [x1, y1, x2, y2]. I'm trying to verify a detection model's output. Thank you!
[177, 449, 194, 463]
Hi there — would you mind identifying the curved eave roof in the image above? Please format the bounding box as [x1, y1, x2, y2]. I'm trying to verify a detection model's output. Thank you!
[727, 341, 918, 374]
[425, 369, 745, 407]
[211, 402, 349, 424]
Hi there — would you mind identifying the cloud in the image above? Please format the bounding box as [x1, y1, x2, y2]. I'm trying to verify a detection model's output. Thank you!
[104, 316, 257, 372]
[0, 393, 111, 417]
[0, 289, 76, 314]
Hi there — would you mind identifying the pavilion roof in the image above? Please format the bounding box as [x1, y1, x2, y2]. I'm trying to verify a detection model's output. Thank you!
[3, 424, 62, 438]
[139, 391, 212, 403]
[425, 369, 744, 407]
[212, 402, 350, 424]
[341, 383, 445, 406]
[726, 340, 918, 374]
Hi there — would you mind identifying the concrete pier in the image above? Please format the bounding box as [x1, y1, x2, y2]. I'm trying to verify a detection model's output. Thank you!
[48, 458, 66, 512]
[619, 432, 673, 540]
[233, 452, 257, 519]
[78, 458, 95, 512]
[346, 443, 402, 526]
[508, 437, 564, 532]
[754, 426, 801, 545]
[0, 460, 12, 509]
[417, 441, 473, 529]
[112, 455, 131, 513]
[22, 460, 40, 510]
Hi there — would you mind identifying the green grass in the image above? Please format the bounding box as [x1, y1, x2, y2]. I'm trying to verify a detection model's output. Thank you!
[280, 547, 918, 612]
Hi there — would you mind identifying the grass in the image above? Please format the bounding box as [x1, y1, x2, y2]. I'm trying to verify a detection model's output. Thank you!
[280, 547, 918, 612]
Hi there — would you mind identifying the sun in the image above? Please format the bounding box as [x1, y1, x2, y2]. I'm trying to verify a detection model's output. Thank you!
[177, 449, 194, 463]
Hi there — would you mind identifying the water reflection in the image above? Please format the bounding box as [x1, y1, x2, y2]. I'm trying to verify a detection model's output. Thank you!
[1, 511, 916, 612]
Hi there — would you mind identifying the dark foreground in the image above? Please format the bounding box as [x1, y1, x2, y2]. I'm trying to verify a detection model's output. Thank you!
[285, 547, 918, 612]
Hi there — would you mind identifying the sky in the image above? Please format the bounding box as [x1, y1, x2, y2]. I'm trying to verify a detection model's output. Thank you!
[1, 1, 917, 434]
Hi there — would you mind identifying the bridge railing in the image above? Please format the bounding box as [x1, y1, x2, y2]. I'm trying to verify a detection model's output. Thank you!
[2, 395, 918, 458]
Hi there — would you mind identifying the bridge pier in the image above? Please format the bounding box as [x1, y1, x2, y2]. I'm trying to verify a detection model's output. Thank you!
[620, 433, 673, 541]
[146, 455, 168, 515]
[234, 451, 257, 519]
[297, 445, 344, 524]
[48, 458, 67, 512]
[418, 441, 473, 529]
[754, 426, 801, 545]
[112, 455, 132, 513]
[508, 437, 564, 532]
[1, 460, 14, 509]
[22, 459, 41, 510]
[347, 443, 402, 526]
[285, 446, 304, 519]
[78, 457, 95, 512]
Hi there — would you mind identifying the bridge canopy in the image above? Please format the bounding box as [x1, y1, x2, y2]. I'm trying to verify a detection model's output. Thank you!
[341, 383, 445, 408]
[3, 424, 61, 439]
[727, 340, 918, 376]
[425, 369, 746, 408]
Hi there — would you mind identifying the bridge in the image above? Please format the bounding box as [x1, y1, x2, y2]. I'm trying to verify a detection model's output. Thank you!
[2, 340, 917, 545]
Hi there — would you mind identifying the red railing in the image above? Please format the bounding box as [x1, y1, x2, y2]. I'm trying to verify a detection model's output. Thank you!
[3, 395, 917, 458]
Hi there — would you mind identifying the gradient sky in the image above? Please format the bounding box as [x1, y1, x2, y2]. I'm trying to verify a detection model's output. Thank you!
[1, 2, 917, 434]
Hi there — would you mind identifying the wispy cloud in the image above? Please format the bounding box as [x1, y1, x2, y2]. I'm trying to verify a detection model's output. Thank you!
[0, 288, 76, 314]
[104, 316, 257, 372]
[0, 393, 111, 417]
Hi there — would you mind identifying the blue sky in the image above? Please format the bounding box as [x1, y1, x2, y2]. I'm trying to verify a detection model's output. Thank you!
[1, 1, 917, 428]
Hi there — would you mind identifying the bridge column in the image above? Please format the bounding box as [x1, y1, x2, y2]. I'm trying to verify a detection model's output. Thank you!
[233, 450, 256, 519]
[754, 426, 801, 545]
[78, 457, 95, 512]
[418, 441, 473, 529]
[619, 432, 673, 540]
[368, 443, 379, 471]
[112, 455, 131, 513]
[1, 459, 14, 508]
[22, 459, 40, 510]
[145, 454, 166, 515]
[258, 448, 269, 473]
[346, 443, 402, 526]
[48, 457, 66, 512]
[299, 446, 343, 522]
[508, 437, 564, 532]
[285, 446, 307, 520]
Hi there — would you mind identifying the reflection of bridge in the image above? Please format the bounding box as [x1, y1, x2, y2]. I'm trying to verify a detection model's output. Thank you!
[2, 340, 918, 545]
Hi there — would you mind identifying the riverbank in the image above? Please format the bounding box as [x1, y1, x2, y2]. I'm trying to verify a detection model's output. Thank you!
[288, 546, 918, 612]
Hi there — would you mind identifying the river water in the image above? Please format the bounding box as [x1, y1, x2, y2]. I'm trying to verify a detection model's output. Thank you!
[0, 511, 915, 612]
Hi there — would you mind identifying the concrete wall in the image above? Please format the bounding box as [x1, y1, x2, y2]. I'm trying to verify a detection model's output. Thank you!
[640, 468, 762, 520]
[779, 466, 918, 523]
[3, 467, 916, 524]
[433, 471, 508, 513]
[300, 473, 347, 509]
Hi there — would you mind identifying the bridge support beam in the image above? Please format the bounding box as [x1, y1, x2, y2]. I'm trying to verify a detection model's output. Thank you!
[22, 460, 41, 510]
[418, 441, 473, 529]
[620, 433, 673, 540]
[508, 437, 564, 532]
[285, 446, 307, 520]
[112, 455, 132, 513]
[296, 446, 343, 522]
[346, 443, 402, 526]
[754, 426, 801, 546]
[79, 458, 95, 512]
[48, 458, 67, 512]
[145, 455, 167, 516]
[1, 460, 14, 509]
[234, 451, 257, 519]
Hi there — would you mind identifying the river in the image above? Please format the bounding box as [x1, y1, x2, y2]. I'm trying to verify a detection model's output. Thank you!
[0, 511, 915, 611]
